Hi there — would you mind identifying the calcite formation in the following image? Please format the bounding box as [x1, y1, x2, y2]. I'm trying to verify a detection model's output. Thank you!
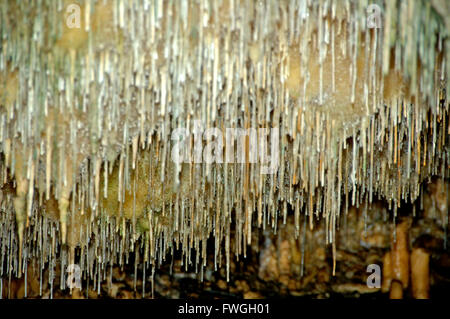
[0, 0, 448, 297]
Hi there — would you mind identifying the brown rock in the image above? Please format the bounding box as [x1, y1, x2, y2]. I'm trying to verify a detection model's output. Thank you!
[217, 279, 227, 290]
[244, 291, 263, 299]
[411, 248, 430, 299]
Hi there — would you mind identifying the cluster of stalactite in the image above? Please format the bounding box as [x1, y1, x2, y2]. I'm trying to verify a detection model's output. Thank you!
[0, 0, 448, 298]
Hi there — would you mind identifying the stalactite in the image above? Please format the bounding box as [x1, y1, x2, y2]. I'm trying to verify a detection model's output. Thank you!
[0, 0, 448, 298]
